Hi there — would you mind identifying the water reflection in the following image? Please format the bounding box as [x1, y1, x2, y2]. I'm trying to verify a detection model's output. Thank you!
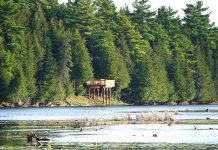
[1, 105, 218, 149]
[1, 105, 218, 120]
[1, 124, 218, 149]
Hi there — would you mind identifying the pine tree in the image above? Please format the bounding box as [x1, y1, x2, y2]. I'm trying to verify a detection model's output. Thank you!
[22, 33, 37, 102]
[7, 66, 28, 103]
[183, 1, 216, 102]
[64, 0, 97, 37]
[50, 19, 73, 100]
[116, 12, 150, 66]
[0, 0, 25, 102]
[70, 30, 94, 95]
[132, 0, 155, 42]
[0, 0, 217, 104]
[215, 38, 218, 100]
[132, 53, 170, 103]
[94, 0, 118, 31]
[36, 38, 60, 103]
[0, 37, 14, 100]
[172, 35, 196, 101]
[116, 33, 134, 74]
[90, 28, 130, 98]
[194, 48, 215, 102]
[31, 2, 48, 65]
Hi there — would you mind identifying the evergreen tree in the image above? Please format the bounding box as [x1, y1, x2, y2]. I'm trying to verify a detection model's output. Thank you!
[183, 1, 216, 75]
[132, 0, 155, 42]
[132, 53, 170, 103]
[22, 33, 37, 102]
[116, 33, 134, 74]
[156, 6, 181, 41]
[116, 12, 150, 66]
[0, 0, 217, 104]
[194, 48, 215, 102]
[36, 38, 60, 103]
[7, 66, 28, 103]
[183, 1, 216, 102]
[172, 35, 196, 101]
[215, 37, 218, 100]
[64, 0, 97, 37]
[31, 2, 48, 65]
[94, 0, 118, 31]
[156, 6, 182, 81]
[90, 29, 130, 98]
[70, 30, 94, 95]
[0, 0, 25, 102]
[50, 19, 73, 100]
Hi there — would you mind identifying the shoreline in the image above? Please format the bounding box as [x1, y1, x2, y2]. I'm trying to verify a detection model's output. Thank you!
[1, 119, 218, 128]
[1, 101, 218, 108]
[1, 96, 218, 108]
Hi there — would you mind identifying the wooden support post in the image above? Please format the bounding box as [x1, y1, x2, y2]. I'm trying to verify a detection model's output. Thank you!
[88, 88, 91, 99]
[93, 88, 95, 99]
[109, 88, 112, 105]
[103, 88, 105, 104]
[92, 88, 94, 99]
[97, 88, 100, 100]
[106, 88, 108, 105]
[100, 88, 103, 101]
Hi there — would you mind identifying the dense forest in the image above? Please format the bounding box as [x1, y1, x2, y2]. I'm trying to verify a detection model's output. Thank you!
[0, 0, 217, 105]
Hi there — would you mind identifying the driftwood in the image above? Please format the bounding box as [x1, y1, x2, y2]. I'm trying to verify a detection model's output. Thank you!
[27, 133, 50, 145]
[65, 100, 71, 106]
[0, 102, 8, 107]
[153, 133, 157, 137]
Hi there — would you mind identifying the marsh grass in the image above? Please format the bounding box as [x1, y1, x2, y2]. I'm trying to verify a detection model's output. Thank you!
[164, 111, 174, 121]
[66, 96, 127, 106]
[135, 111, 174, 122]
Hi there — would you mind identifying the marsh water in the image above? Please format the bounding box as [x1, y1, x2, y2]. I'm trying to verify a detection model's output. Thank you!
[1, 105, 218, 120]
[0, 105, 218, 149]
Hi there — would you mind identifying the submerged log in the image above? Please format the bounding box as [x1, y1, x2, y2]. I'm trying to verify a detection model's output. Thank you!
[0, 102, 9, 107]
[27, 133, 50, 145]
[153, 133, 157, 137]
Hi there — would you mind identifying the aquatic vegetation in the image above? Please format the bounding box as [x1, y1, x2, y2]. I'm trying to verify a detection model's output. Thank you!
[164, 111, 174, 121]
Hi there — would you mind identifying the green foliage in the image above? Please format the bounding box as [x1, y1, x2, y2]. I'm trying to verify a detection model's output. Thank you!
[31, 2, 48, 64]
[172, 35, 196, 101]
[7, 66, 28, 103]
[36, 40, 60, 103]
[116, 12, 150, 65]
[90, 29, 130, 97]
[0, 0, 217, 104]
[50, 19, 73, 100]
[20, 33, 37, 101]
[133, 54, 170, 103]
[195, 48, 215, 102]
[183, 1, 216, 102]
[132, 0, 155, 42]
[70, 30, 94, 95]
[63, 0, 97, 37]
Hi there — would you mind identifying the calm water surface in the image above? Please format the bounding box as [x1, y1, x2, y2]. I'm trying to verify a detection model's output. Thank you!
[0, 124, 218, 149]
[0, 105, 218, 120]
[0, 105, 218, 149]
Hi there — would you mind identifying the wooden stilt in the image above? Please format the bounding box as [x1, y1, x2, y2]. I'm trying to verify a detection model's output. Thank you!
[106, 88, 108, 105]
[88, 88, 91, 99]
[93, 88, 95, 99]
[101, 88, 103, 103]
[103, 88, 105, 104]
[92, 88, 94, 99]
[97, 88, 100, 100]
[85, 80, 115, 105]
[109, 88, 112, 105]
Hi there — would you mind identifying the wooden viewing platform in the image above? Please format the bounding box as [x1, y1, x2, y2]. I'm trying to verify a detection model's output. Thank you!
[85, 79, 115, 104]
